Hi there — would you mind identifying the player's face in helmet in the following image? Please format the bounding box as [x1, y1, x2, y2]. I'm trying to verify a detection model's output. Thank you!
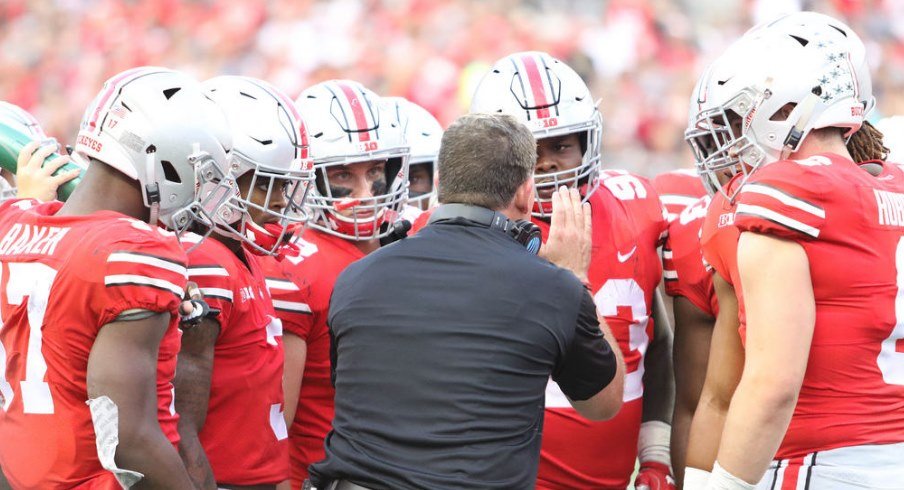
[695, 108, 750, 189]
[408, 163, 433, 210]
[535, 133, 584, 199]
[324, 159, 387, 219]
[236, 171, 295, 227]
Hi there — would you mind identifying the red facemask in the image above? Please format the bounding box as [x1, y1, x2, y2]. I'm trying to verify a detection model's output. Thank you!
[326, 207, 397, 240]
[244, 221, 302, 260]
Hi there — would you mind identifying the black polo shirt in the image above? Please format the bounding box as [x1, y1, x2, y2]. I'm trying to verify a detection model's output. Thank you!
[309, 218, 617, 489]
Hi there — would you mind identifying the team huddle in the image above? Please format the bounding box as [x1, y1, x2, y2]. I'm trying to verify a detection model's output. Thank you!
[0, 8, 902, 490]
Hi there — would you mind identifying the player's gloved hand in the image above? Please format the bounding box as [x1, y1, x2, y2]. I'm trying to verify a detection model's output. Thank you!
[635, 461, 676, 490]
[179, 281, 220, 330]
[16, 140, 80, 201]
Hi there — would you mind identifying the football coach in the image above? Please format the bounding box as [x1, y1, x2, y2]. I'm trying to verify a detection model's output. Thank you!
[308, 113, 625, 490]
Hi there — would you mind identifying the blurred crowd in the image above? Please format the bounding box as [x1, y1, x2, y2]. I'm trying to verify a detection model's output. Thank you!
[2, 0, 902, 176]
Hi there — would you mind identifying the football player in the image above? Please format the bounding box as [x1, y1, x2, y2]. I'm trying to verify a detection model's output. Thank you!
[684, 17, 903, 489]
[470, 51, 674, 490]
[174, 76, 313, 489]
[263, 80, 410, 489]
[661, 193, 715, 489]
[683, 14, 881, 488]
[0, 67, 231, 488]
[385, 96, 442, 218]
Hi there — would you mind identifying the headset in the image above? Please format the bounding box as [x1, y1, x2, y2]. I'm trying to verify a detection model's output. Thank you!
[428, 203, 542, 255]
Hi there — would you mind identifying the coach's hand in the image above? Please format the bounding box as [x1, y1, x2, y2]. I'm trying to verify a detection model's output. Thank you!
[540, 186, 592, 284]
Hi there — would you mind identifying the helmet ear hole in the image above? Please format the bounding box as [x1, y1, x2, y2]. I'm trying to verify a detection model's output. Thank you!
[160, 160, 181, 183]
[315, 168, 327, 195]
[769, 103, 797, 122]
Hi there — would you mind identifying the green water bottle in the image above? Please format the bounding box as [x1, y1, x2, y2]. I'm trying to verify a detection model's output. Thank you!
[0, 122, 85, 201]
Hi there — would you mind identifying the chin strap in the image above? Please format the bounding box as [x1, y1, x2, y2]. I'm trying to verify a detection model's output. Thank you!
[144, 150, 160, 226]
[781, 92, 820, 159]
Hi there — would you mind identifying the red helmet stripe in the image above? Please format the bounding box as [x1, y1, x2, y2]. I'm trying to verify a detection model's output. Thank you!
[520, 54, 551, 119]
[336, 82, 371, 142]
[87, 67, 150, 130]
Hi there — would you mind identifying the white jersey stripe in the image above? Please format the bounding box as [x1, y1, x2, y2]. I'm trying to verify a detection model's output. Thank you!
[662, 250, 673, 260]
[187, 267, 229, 277]
[741, 183, 825, 218]
[273, 299, 311, 313]
[105, 274, 184, 297]
[201, 287, 233, 301]
[663, 270, 678, 280]
[659, 194, 700, 207]
[107, 252, 187, 276]
[265, 278, 299, 292]
[735, 204, 820, 238]
[671, 168, 697, 177]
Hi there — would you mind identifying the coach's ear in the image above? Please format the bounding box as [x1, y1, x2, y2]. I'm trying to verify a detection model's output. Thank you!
[512, 178, 534, 220]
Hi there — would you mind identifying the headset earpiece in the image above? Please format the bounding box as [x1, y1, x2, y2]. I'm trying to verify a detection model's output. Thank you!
[507, 219, 542, 254]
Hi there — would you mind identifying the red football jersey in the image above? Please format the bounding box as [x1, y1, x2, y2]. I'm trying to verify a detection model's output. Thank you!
[663, 195, 718, 317]
[733, 154, 904, 458]
[409, 208, 432, 234]
[0, 200, 184, 489]
[699, 176, 746, 331]
[538, 171, 666, 489]
[262, 228, 365, 488]
[652, 168, 707, 222]
[182, 236, 288, 485]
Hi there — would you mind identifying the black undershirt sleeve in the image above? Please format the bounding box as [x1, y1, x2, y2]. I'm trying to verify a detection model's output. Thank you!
[552, 288, 617, 401]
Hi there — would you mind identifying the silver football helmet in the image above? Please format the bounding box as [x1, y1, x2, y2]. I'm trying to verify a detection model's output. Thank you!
[204, 76, 314, 256]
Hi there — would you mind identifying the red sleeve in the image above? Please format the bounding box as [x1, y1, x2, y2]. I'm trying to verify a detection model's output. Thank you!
[185, 239, 235, 333]
[410, 209, 433, 235]
[261, 258, 312, 340]
[94, 232, 188, 328]
[734, 159, 830, 241]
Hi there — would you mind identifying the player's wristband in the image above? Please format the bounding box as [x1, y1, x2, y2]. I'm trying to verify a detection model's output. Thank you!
[637, 420, 672, 466]
[683, 467, 711, 490]
[705, 462, 756, 490]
